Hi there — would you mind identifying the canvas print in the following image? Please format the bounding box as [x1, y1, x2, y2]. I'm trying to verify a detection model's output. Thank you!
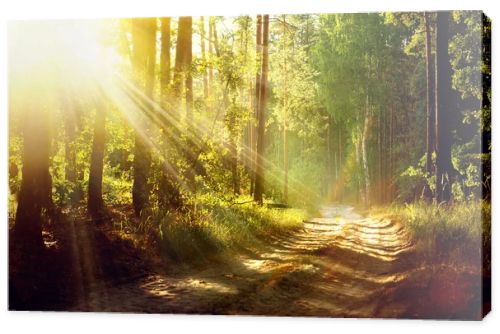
[8, 11, 491, 319]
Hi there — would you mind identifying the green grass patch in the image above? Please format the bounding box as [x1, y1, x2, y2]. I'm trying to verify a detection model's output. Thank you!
[144, 195, 306, 264]
[386, 200, 490, 270]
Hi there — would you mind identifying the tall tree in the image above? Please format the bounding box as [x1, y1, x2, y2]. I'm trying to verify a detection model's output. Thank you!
[251, 15, 262, 196]
[173, 16, 193, 118]
[208, 17, 215, 97]
[13, 101, 50, 252]
[160, 17, 171, 102]
[131, 18, 156, 216]
[423, 12, 435, 200]
[88, 100, 106, 220]
[185, 18, 193, 122]
[282, 15, 289, 204]
[435, 11, 454, 203]
[254, 14, 269, 205]
[200, 16, 209, 102]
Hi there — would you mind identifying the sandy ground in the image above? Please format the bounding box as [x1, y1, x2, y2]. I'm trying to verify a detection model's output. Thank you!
[68, 204, 426, 317]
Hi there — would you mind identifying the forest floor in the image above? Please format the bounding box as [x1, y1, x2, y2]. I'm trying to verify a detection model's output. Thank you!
[9, 204, 484, 319]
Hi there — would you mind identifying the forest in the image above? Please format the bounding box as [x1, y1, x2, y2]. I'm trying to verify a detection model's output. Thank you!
[8, 11, 490, 319]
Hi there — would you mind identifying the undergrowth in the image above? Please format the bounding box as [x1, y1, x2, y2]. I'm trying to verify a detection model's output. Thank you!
[123, 195, 306, 264]
[385, 200, 490, 271]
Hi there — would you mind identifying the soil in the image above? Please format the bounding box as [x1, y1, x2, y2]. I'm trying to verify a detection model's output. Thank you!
[8, 204, 485, 319]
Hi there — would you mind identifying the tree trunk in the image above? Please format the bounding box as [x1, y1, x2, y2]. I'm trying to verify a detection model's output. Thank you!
[208, 17, 214, 95]
[253, 14, 269, 205]
[173, 17, 188, 108]
[250, 15, 262, 197]
[13, 102, 50, 253]
[435, 11, 454, 203]
[200, 16, 208, 102]
[132, 18, 156, 216]
[185, 17, 193, 122]
[282, 15, 289, 205]
[160, 17, 171, 102]
[88, 102, 106, 221]
[423, 12, 435, 200]
[361, 107, 372, 207]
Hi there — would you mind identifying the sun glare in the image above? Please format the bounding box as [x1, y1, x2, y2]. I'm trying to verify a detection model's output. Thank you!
[9, 19, 122, 96]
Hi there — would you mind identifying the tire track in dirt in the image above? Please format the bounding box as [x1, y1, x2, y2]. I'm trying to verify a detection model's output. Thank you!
[70, 205, 415, 317]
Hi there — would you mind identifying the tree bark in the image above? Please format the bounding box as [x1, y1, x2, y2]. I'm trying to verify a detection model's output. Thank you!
[250, 15, 262, 197]
[208, 17, 214, 95]
[13, 101, 50, 253]
[282, 15, 289, 205]
[132, 18, 156, 216]
[435, 11, 454, 203]
[185, 17, 193, 122]
[200, 16, 208, 102]
[361, 105, 372, 207]
[423, 12, 435, 200]
[253, 14, 269, 205]
[88, 102, 106, 221]
[160, 17, 171, 101]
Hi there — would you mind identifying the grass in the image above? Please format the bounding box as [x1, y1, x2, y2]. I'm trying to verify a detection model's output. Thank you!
[138, 195, 306, 264]
[383, 200, 490, 270]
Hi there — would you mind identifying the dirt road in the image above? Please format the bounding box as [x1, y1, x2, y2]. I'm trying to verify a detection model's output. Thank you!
[70, 204, 416, 317]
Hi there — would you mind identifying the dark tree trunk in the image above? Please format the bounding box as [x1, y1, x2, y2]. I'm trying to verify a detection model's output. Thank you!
[253, 14, 269, 205]
[174, 17, 196, 188]
[423, 12, 436, 200]
[132, 18, 156, 216]
[158, 17, 182, 208]
[13, 103, 50, 253]
[88, 102, 106, 221]
[435, 11, 454, 203]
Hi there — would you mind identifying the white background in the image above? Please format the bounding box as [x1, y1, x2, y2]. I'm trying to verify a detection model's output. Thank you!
[0, 0, 498, 333]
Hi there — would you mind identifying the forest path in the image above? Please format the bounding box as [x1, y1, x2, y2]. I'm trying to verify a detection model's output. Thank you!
[70, 204, 415, 317]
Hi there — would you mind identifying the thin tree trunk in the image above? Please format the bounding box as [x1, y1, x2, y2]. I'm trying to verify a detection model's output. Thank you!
[253, 14, 269, 205]
[185, 17, 193, 122]
[250, 15, 262, 196]
[282, 15, 289, 205]
[88, 102, 106, 221]
[423, 12, 435, 200]
[173, 18, 187, 108]
[361, 104, 372, 207]
[200, 16, 208, 103]
[160, 17, 171, 102]
[435, 11, 454, 203]
[208, 17, 214, 95]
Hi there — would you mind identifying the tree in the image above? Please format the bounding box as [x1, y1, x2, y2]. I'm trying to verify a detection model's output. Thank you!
[88, 100, 106, 221]
[13, 101, 50, 252]
[131, 18, 156, 216]
[250, 15, 262, 196]
[173, 17, 193, 118]
[160, 17, 171, 102]
[253, 14, 269, 205]
[423, 12, 436, 200]
[435, 11, 455, 203]
[200, 16, 209, 103]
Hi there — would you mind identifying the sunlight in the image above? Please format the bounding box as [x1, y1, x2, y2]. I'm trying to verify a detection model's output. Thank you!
[9, 19, 122, 98]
